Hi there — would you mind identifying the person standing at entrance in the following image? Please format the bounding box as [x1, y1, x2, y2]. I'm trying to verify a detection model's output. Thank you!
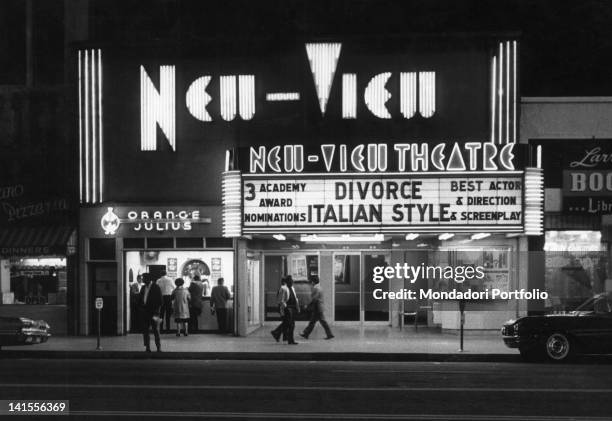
[281, 276, 300, 345]
[129, 274, 142, 332]
[300, 275, 334, 340]
[171, 278, 191, 336]
[188, 275, 204, 332]
[156, 270, 175, 332]
[138, 273, 163, 352]
[210, 278, 231, 333]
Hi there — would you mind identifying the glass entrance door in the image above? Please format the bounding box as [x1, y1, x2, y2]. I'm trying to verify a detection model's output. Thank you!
[333, 252, 391, 323]
[333, 254, 360, 321]
[363, 253, 391, 322]
[247, 259, 261, 326]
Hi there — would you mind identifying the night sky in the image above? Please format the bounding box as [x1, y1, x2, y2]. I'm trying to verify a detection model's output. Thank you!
[86, 0, 612, 97]
[2, 0, 612, 95]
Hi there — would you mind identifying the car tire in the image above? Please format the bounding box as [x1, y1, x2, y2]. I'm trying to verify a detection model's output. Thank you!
[544, 332, 573, 362]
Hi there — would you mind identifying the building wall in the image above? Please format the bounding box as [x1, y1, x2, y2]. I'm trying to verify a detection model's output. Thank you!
[521, 97, 612, 140]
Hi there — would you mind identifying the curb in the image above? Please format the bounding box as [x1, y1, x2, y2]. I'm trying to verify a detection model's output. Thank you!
[0, 350, 521, 362]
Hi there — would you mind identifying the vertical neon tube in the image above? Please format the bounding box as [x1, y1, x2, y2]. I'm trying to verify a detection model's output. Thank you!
[506, 41, 510, 144]
[220, 76, 237, 121]
[342, 73, 357, 119]
[400, 72, 416, 118]
[91, 50, 97, 203]
[432, 72, 436, 117]
[498, 43, 503, 145]
[78, 50, 83, 202]
[491, 55, 496, 143]
[98, 49, 103, 202]
[140, 67, 144, 150]
[238, 75, 255, 120]
[418, 72, 435, 118]
[84, 50, 90, 203]
[168, 66, 175, 150]
[513, 41, 517, 143]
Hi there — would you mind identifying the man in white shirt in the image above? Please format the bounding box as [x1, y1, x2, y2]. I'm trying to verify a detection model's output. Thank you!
[156, 270, 175, 332]
[271, 276, 299, 344]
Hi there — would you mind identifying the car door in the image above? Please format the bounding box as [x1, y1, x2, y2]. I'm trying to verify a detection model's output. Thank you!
[580, 295, 612, 353]
[599, 312, 612, 352]
[594, 295, 612, 353]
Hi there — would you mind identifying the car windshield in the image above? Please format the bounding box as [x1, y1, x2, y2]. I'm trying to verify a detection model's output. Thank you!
[573, 293, 612, 313]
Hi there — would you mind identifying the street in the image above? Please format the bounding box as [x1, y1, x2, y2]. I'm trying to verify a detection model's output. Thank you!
[1, 359, 611, 420]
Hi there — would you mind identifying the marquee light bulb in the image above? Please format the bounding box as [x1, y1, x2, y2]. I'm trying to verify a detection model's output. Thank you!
[471, 233, 490, 240]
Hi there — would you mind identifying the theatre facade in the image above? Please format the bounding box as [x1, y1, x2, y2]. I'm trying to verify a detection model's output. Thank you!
[76, 35, 543, 336]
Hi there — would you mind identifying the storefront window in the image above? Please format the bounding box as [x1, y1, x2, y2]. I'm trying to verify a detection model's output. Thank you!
[544, 231, 607, 311]
[436, 247, 512, 294]
[3, 257, 67, 305]
[124, 250, 235, 296]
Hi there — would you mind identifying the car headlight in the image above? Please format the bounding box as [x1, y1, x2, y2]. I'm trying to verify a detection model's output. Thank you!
[19, 318, 34, 328]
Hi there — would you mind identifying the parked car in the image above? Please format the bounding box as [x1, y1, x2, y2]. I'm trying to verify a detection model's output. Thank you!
[0, 317, 51, 349]
[502, 292, 612, 362]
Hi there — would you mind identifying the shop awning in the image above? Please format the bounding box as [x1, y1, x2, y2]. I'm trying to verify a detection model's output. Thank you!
[0, 226, 76, 257]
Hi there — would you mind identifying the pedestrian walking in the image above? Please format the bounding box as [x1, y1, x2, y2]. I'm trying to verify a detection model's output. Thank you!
[138, 273, 163, 353]
[271, 277, 288, 342]
[300, 275, 334, 340]
[210, 278, 232, 333]
[171, 278, 191, 336]
[277, 276, 299, 345]
[156, 270, 175, 332]
[188, 275, 204, 332]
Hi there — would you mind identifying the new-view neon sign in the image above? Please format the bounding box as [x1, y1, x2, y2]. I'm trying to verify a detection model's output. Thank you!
[247, 142, 516, 173]
[140, 43, 437, 151]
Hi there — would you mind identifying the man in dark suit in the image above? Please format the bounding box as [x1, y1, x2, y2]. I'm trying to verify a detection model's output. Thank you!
[188, 275, 204, 332]
[138, 273, 163, 352]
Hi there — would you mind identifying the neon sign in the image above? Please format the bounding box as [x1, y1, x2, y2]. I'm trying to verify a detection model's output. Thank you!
[139, 43, 438, 151]
[245, 142, 516, 174]
[100, 208, 211, 235]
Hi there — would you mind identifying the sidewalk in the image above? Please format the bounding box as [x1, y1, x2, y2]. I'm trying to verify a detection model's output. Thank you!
[0, 323, 518, 362]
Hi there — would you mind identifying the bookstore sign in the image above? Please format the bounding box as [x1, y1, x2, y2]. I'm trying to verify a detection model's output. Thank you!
[563, 143, 612, 214]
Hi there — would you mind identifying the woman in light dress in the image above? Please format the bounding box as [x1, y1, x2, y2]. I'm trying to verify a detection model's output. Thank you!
[171, 278, 191, 336]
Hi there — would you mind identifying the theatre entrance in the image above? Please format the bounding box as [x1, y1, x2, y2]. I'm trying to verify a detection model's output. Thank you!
[333, 252, 391, 323]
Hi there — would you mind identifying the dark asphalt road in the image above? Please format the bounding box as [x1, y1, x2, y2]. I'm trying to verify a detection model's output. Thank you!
[0, 359, 611, 420]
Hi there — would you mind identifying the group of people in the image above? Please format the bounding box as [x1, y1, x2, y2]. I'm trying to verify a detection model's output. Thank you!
[156, 271, 205, 334]
[271, 275, 334, 345]
[133, 271, 232, 353]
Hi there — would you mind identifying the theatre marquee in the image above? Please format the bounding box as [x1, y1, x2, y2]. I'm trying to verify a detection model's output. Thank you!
[222, 142, 543, 237]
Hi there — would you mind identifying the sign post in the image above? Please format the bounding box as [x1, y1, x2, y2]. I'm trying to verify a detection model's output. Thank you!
[458, 299, 466, 352]
[95, 297, 103, 351]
